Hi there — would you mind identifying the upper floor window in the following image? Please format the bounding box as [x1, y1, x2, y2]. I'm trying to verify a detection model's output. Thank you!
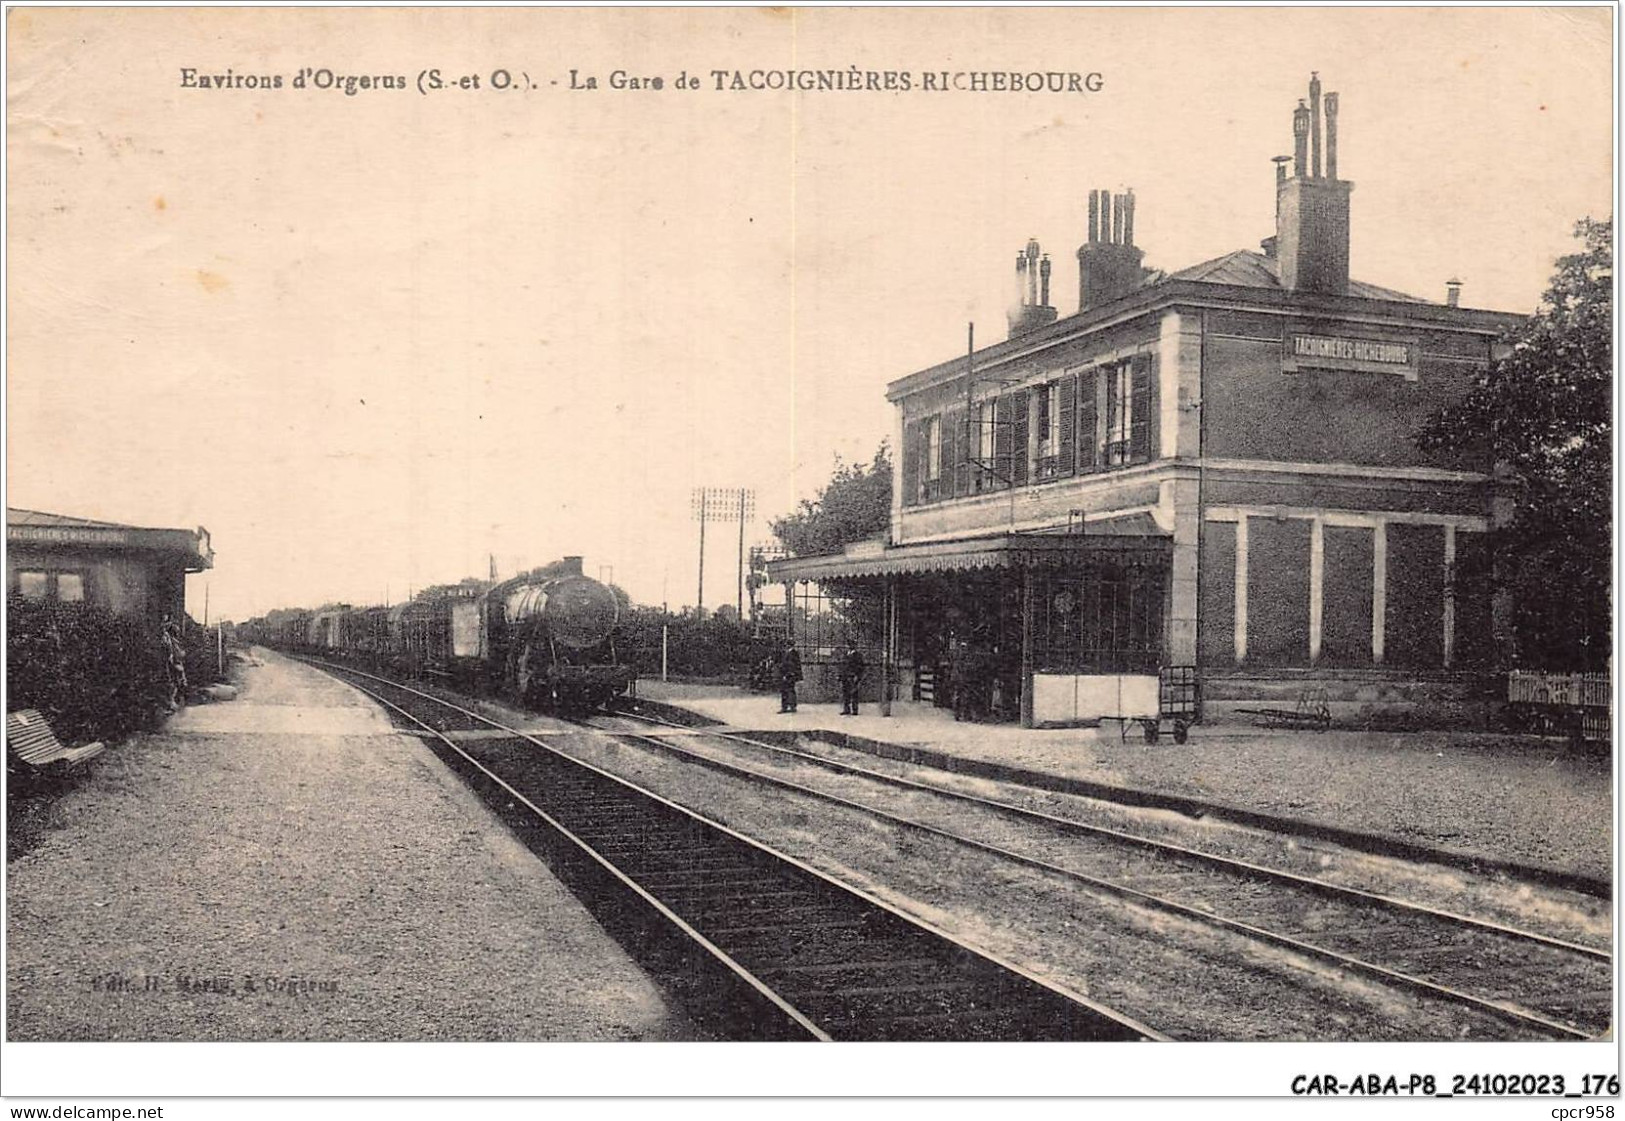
[1080, 353, 1154, 472]
[1105, 362, 1134, 466]
[925, 415, 942, 481]
[1038, 383, 1061, 455]
[977, 400, 996, 463]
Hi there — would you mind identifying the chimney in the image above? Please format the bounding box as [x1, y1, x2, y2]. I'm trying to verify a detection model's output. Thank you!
[1275, 73, 1353, 296]
[1007, 237, 1057, 338]
[1446, 277, 1462, 307]
[1076, 188, 1146, 312]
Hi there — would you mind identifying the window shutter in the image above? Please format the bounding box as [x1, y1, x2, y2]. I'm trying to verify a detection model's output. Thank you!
[901, 418, 921, 507]
[1077, 370, 1098, 473]
[944, 407, 968, 497]
[1129, 353, 1153, 462]
[994, 395, 1016, 490]
[1058, 375, 1076, 477]
[1010, 388, 1030, 486]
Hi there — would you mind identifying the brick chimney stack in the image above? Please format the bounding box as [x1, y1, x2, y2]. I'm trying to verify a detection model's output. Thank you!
[1276, 72, 1353, 296]
[1077, 188, 1145, 312]
[1007, 237, 1058, 338]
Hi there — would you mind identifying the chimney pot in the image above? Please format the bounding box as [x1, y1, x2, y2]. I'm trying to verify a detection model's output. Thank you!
[1446, 277, 1462, 307]
[1309, 72, 1323, 179]
[1323, 91, 1340, 180]
[1077, 185, 1145, 312]
[1277, 77, 1351, 295]
[1292, 101, 1310, 177]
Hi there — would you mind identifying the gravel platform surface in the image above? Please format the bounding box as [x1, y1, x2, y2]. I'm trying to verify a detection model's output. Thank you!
[634, 682, 1613, 882]
[6, 654, 699, 1041]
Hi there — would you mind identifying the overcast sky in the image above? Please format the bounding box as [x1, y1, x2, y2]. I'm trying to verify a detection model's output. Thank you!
[7, 7, 1613, 622]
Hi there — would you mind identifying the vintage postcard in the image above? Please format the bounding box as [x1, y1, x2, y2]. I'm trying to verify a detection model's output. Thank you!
[4, 5, 1615, 1113]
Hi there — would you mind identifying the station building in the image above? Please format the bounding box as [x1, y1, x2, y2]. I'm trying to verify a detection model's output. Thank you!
[768, 74, 1524, 725]
[7, 508, 213, 622]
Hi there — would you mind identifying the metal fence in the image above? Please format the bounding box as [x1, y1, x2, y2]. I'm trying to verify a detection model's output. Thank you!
[1507, 670, 1611, 742]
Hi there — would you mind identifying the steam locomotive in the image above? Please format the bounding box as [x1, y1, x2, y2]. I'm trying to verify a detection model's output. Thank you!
[248, 556, 634, 713]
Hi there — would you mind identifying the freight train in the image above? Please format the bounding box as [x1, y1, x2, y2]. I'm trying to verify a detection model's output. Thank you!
[245, 556, 633, 713]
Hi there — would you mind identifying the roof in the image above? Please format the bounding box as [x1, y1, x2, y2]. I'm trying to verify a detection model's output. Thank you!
[1167, 249, 1430, 303]
[883, 248, 1516, 402]
[8, 508, 213, 571]
[766, 529, 1170, 584]
[6, 508, 144, 529]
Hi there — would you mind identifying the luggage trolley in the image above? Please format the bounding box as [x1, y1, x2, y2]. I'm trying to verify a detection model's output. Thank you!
[1120, 665, 1199, 744]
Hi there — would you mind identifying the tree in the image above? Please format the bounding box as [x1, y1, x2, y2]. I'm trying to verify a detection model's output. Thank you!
[771, 443, 892, 557]
[1418, 218, 1611, 669]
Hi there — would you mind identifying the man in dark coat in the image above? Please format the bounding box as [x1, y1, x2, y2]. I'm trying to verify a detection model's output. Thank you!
[161, 619, 188, 712]
[777, 642, 802, 713]
[838, 643, 865, 715]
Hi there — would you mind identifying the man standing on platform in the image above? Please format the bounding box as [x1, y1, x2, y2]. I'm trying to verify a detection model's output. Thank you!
[838, 643, 866, 716]
[777, 641, 802, 714]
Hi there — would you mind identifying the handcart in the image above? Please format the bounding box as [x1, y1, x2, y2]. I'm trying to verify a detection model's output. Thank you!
[1236, 684, 1331, 731]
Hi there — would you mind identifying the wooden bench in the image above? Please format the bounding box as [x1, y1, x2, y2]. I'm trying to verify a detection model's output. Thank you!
[6, 709, 104, 770]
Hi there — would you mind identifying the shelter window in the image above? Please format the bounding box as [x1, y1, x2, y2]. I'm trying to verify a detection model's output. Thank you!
[11, 569, 86, 604]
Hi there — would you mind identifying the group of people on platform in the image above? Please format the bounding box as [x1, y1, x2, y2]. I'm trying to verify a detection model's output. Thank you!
[766, 638, 1014, 721]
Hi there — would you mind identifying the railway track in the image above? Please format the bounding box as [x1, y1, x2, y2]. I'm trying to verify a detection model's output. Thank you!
[303, 658, 1162, 1042]
[578, 708, 1613, 1041]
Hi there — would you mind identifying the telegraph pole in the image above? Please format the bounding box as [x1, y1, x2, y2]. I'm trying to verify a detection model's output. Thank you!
[693, 486, 755, 622]
[692, 489, 707, 615]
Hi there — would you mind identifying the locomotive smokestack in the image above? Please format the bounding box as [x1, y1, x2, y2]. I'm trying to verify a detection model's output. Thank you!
[563, 556, 584, 576]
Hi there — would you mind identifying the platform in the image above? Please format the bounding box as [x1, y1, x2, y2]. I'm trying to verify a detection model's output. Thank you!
[6, 653, 700, 1041]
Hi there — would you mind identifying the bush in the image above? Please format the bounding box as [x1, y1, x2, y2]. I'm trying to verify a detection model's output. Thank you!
[7, 595, 171, 743]
[618, 610, 778, 680]
[180, 618, 227, 687]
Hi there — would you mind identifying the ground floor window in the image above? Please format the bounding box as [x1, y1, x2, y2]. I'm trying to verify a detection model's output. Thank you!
[1033, 565, 1164, 673]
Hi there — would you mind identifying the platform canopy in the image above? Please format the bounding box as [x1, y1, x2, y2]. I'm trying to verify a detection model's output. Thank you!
[766, 526, 1170, 585]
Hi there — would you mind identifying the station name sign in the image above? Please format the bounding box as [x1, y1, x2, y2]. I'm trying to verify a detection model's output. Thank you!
[9, 524, 213, 565]
[1284, 332, 1419, 380]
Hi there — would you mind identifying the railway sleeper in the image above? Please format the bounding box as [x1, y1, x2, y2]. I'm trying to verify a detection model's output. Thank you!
[717, 923, 902, 968]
